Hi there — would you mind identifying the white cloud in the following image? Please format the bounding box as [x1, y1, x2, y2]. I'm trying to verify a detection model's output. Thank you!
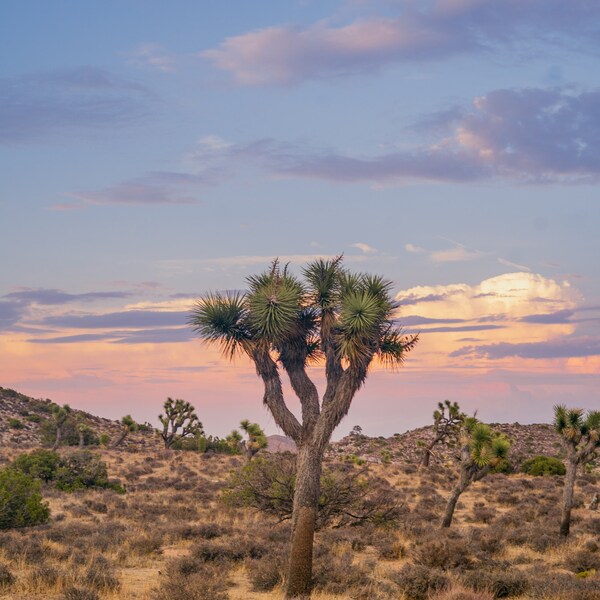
[350, 242, 377, 254]
[405, 243, 425, 254]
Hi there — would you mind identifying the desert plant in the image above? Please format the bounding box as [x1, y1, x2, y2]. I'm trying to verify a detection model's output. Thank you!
[223, 452, 402, 529]
[49, 403, 72, 450]
[191, 256, 417, 597]
[0, 467, 50, 529]
[12, 449, 60, 482]
[554, 404, 600, 536]
[159, 398, 203, 449]
[8, 418, 24, 429]
[54, 450, 122, 492]
[420, 400, 465, 468]
[239, 420, 268, 462]
[442, 418, 511, 528]
[521, 455, 566, 476]
[112, 414, 138, 448]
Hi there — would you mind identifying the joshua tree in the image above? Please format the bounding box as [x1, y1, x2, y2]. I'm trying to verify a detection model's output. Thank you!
[112, 415, 139, 448]
[76, 421, 92, 448]
[554, 404, 600, 536]
[420, 400, 465, 468]
[239, 419, 268, 462]
[442, 417, 510, 528]
[158, 398, 203, 449]
[191, 257, 417, 598]
[50, 404, 72, 451]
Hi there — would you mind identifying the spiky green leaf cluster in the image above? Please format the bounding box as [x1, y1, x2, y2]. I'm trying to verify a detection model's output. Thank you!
[554, 404, 600, 449]
[190, 257, 417, 371]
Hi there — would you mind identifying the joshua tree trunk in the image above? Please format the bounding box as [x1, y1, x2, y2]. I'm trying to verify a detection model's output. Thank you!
[78, 430, 85, 448]
[52, 427, 62, 451]
[420, 437, 441, 468]
[286, 444, 323, 599]
[442, 484, 464, 528]
[113, 429, 128, 448]
[560, 458, 577, 536]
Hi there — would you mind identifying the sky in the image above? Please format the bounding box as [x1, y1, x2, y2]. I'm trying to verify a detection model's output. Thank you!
[1, 0, 599, 438]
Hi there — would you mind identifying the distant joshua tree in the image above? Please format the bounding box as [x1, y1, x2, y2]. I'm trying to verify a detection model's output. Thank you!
[554, 404, 600, 536]
[158, 398, 203, 449]
[112, 415, 139, 448]
[420, 400, 465, 468]
[239, 420, 268, 462]
[76, 420, 92, 448]
[50, 404, 72, 451]
[442, 417, 510, 528]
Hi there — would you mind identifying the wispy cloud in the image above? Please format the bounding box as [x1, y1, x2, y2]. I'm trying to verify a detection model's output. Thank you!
[126, 43, 176, 72]
[498, 258, 531, 272]
[0, 67, 152, 144]
[202, 1, 600, 86]
[350, 242, 377, 254]
[405, 243, 425, 254]
[5, 288, 132, 305]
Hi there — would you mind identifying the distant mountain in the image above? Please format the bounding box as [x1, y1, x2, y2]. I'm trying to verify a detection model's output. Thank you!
[266, 434, 297, 453]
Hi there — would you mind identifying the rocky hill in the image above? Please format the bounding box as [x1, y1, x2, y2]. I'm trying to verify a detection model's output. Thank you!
[0, 386, 157, 449]
[0, 386, 579, 470]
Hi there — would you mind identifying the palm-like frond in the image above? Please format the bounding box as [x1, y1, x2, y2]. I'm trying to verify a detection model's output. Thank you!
[377, 329, 418, 369]
[302, 256, 343, 309]
[190, 291, 251, 358]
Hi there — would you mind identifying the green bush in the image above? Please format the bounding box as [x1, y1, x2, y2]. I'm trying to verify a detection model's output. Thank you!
[0, 468, 50, 529]
[40, 417, 99, 447]
[8, 418, 24, 430]
[55, 451, 124, 492]
[521, 456, 566, 476]
[25, 414, 42, 423]
[12, 450, 60, 482]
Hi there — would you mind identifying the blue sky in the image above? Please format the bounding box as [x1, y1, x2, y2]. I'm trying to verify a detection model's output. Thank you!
[1, 1, 599, 437]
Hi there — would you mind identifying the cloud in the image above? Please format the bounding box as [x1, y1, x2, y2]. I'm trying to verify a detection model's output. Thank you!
[0, 301, 25, 330]
[5, 288, 132, 305]
[520, 309, 575, 324]
[0, 67, 151, 144]
[399, 315, 466, 326]
[430, 246, 483, 263]
[451, 336, 600, 359]
[405, 243, 425, 254]
[350, 242, 377, 254]
[28, 327, 193, 345]
[265, 87, 600, 184]
[202, 1, 600, 86]
[127, 43, 175, 72]
[40, 310, 188, 329]
[498, 258, 531, 272]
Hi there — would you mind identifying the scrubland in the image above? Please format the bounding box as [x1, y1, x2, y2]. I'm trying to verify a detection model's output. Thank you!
[0, 447, 599, 600]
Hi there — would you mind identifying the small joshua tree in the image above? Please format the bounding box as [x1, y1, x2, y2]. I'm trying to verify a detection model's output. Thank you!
[441, 417, 510, 528]
[112, 415, 138, 448]
[158, 398, 203, 449]
[239, 419, 268, 462]
[554, 404, 600, 536]
[420, 400, 465, 468]
[50, 404, 72, 451]
[76, 421, 92, 448]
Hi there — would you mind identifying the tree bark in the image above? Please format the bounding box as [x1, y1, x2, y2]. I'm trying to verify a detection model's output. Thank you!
[52, 427, 61, 451]
[441, 485, 463, 528]
[560, 458, 577, 536]
[78, 430, 84, 448]
[285, 443, 323, 599]
[113, 429, 128, 448]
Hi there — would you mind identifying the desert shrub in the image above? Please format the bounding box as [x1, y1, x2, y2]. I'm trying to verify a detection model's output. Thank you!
[63, 587, 100, 600]
[312, 545, 371, 594]
[436, 586, 495, 600]
[25, 414, 42, 423]
[471, 505, 497, 524]
[191, 537, 267, 562]
[0, 563, 15, 588]
[490, 458, 512, 474]
[412, 534, 472, 570]
[463, 570, 529, 598]
[8, 418, 24, 429]
[0, 467, 50, 529]
[27, 564, 60, 586]
[521, 455, 566, 476]
[375, 535, 406, 560]
[84, 556, 120, 591]
[54, 450, 123, 492]
[564, 550, 600, 574]
[389, 564, 448, 600]
[12, 449, 60, 482]
[152, 559, 230, 600]
[223, 453, 402, 529]
[246, 554, 286, 591]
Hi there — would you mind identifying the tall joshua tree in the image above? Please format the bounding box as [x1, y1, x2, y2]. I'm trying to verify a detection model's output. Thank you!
[420, 400, 465, 468]
[442, 417, 510, 528]
[112, 415, 139, 448]
[51, 404, 72, 451]
[240, 419, 268, 462]
[191, 257, 417, 598]
[159, 398, 203, 449]
[554, 404, 600, 536]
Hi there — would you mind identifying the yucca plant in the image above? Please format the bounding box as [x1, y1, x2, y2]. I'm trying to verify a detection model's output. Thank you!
[441, 417, 510, 528]
[420, 400, 465, 468]
[112, 414, 139, 448]
[554, 404, 600, 536]
[239, 419, 268, 462]
[50, 404, 72, 451]
[158, 398, 203, 449]
[191, 257, 417, 598]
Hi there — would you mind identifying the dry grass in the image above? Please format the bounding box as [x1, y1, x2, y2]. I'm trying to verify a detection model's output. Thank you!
[0, 448, 599, 599]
